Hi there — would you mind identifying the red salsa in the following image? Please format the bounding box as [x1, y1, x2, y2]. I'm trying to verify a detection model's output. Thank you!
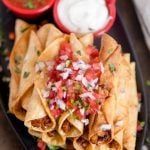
[41, 42, 106, 125]
[9, 0, 49, 9]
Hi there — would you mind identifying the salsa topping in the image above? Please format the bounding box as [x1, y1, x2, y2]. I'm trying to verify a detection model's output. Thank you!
[41, 42, 105, 125]
[8, 0, 49, 9]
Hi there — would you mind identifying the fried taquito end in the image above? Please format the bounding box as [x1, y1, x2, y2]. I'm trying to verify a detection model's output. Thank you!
[58, 111, 84, 138]
[9, 26, 36, 118]
[123, 62, 138, 150]
[25, 87, 55, 132]
[14, 19, 31, 44]
[89, 46, 126, 145]
[99, 34, 118, 62]
[89, 99, 114, 145]
[108, 129, 123, 150]
[42, 130, 66, 147]
[73, 134, 95, 150]
[34, 37, 68, 121]
[12, 31, 42, 120]
[28, 129, 42, 138]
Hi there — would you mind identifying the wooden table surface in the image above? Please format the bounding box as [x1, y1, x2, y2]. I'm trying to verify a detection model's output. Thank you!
[0, 0, 150, 150]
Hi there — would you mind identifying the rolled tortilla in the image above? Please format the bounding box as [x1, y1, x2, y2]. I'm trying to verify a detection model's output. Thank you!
[88, 47, 124, 145]
[73, 133, 95, 150]
[12, 31, 42, 121]
[42, 130, 66, 147]
[25, 87, 55, 132]
[108, 129, 123, 150]
[123, 62, 138, 150]
[58, 111, 84, 138]
[9, 26, 36, 120]
[28, 129, 42, 138]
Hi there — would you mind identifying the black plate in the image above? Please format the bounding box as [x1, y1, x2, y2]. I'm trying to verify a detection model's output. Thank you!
[0, 1, 148, 150]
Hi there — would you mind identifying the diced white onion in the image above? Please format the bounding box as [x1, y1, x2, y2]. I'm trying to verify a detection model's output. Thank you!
[56, 62, 65, 71]
[63, 91, 67, 98]
[35, 62, 45, 72]
[73, 60, 90, 70]
[80, 92, 95, 100]
[60, 55, 68, 61]
[50, 105, 54, 110]
[57, 99, 66, 110]
[42, 89, 49, 98]
[80, 108, 85, 116]
[100, 124, 112, 131]
[82, 77, 89, 87]
[81, 119, 89, 126]
[75, 74, 84, 81]
[60, 68, 72, 79]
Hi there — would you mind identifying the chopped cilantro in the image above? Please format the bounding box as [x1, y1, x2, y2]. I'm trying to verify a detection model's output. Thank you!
[20, 27, 29, 33]
[15, 66, 21, 74]
[24, 0, 36, 9]
[85, 105, 90, 112]
[75, 82, 81, 90]
[23, 71, 30, 78]
[107, 49, 113, 54]
[146, 80, 150, 86]
[70, 99, 75, 105]
[96, 99, 101, 105]
[47, 145, 59, 150]
[56, 104, 60, 109]
[65, 60, 71, 67]
[36, 50, 41, 56]
[76, 50, 81, 55]
[109, 63, 116, 73]
[62, 86, 67, 91]
[140, 121, 145, 128]
[15, 55, 22, 64]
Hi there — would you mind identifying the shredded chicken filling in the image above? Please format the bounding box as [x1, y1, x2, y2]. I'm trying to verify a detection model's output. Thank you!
[31, 116, 51, 130]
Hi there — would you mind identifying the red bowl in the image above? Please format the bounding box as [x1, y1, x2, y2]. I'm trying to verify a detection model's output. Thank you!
[53, 0, 116, 36]
[2, 0, 55, 19]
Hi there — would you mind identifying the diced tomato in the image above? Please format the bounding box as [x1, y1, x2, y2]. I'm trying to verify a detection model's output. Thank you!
[57, 88, 64, 99]
[50, 108, 62, 118]
[91, 57, 100, 64]
[37, 139, 46, 150]
[66, 100, 77, 110]
[86, 45, 99, 58]
[49, 91, 55, 99]
[92, 63, 100, 70]
[93, 92, 105, 100]
[85, 69, 97, 81]
[60, 42, 72, 58]
[75, 109, 85, 119]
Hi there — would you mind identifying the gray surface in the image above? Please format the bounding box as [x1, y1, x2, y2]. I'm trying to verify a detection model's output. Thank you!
[0, 107, 24, 150]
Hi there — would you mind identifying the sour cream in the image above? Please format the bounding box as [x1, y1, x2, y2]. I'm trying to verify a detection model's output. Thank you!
[57, 0, 110, 33]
